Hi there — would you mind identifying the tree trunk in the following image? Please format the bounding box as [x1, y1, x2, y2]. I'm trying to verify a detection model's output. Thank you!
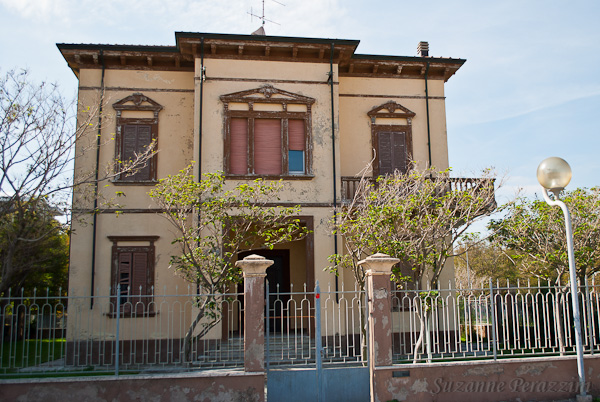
[181, 307, 206, 362]
[360, 303, 368, 364]
[355, 269, 368, 365]
[181, 296, 223, 361]
[413, 306, 429, 363]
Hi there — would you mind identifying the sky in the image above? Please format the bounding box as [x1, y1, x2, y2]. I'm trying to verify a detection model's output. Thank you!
[1, 0, 599, 210]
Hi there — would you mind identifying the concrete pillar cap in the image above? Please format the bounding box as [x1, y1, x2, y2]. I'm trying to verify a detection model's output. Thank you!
[358, 252, 400, 274]
[236, 254, 274, 276]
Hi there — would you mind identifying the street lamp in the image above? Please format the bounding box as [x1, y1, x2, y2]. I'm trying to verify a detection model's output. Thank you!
[536, 157, 587, 399]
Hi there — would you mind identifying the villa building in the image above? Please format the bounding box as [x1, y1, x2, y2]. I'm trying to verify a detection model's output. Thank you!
[58, 31, 465, 340]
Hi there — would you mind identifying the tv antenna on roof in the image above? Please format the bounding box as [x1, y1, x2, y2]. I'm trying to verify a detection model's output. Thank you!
[249, 0, 285, 28]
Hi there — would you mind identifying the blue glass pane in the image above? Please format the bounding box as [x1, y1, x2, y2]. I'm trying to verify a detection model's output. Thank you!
[288, 150, 304, 173]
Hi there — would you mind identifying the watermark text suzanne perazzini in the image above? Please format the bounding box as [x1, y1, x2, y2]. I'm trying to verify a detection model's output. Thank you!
[433, 378, 589, 394]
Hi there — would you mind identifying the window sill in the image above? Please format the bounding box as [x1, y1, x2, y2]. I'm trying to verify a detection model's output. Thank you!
[225, 174, 315, 181]
[111, 180, 158, 186]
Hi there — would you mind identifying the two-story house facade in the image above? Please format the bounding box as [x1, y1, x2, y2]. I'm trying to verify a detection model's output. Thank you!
[59, 32, 464, 341]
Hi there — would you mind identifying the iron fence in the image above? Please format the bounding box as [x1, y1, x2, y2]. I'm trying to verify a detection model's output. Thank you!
[265, 281, 367, 368]
[5, 278, 600, 377]
[0, 286, 244, 377]
[392, 278, 600, 363]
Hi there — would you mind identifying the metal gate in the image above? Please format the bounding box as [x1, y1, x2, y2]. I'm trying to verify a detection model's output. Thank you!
[265, 282, 370, 402]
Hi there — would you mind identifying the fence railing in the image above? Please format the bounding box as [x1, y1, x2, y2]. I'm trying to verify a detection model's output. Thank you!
[265, 281, 367, 368]
[0, 287, 244, 377]
[392, 279, 600, 364]
[341, 176, 495, 202]
[5, 278, 600, 377]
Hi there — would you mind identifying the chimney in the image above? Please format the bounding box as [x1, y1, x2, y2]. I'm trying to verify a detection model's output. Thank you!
[417, 41, 429, 57]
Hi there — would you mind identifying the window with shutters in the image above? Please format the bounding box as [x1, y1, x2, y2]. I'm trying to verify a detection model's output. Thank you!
[373, 128, 410, 176]
[112, 93, 162, 183]
[368, 101, 415, 177]
[108, 236, 158, 317]
[221, 85, 315, 178]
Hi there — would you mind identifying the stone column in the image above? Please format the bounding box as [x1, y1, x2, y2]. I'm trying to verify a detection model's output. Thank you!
[359, 253, 399, 401]
[235, 254, 273, 373]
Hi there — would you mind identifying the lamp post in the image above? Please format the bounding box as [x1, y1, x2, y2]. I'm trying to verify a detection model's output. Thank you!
[536, 157, 587, 398]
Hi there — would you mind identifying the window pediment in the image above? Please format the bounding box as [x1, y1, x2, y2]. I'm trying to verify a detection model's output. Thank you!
[113, 93, 163, 115]
[220, 85, 316, 107]
[368, 101, 415, 120]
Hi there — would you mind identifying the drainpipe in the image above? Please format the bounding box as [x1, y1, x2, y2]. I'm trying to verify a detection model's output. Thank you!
[90, 49, 105, 307]
[329, 43, 339, 298]
[424, 61, 432, 168]
[418, 42, 433, 168]
[196, 38, 205, 295]
[199, 37, 205, 176]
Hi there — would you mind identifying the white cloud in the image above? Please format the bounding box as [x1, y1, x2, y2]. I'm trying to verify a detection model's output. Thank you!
[0, 0, 70, 21]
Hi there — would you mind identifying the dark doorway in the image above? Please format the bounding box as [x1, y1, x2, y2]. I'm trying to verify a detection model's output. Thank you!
[238, 249, 290, 333]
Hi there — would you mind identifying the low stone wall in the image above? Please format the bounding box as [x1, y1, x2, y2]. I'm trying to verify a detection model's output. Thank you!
[0, 370, 264, 402]
[373, 355, 599, 402]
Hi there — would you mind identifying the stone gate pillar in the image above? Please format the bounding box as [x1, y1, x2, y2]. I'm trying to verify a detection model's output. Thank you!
[235, 254, 273, 373]
[359, 252, 399, 402]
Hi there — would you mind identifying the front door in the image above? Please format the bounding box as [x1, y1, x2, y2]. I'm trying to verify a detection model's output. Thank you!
[238, 249, 290, 332]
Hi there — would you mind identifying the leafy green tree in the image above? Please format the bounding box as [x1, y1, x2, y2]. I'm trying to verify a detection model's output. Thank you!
[453, 235, 526, 289]
[489, 188, 600, 354]
[0, 199, 69, 341]
[0, 199, 69, 296]
[149, 165, 309, 359]
[330, 166, 497, 362]
[489, 188, 600, 285]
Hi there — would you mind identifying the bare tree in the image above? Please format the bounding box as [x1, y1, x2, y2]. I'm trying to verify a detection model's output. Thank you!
[0, 69, 153, 293]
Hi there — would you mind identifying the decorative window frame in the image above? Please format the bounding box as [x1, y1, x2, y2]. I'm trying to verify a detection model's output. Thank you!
[112, 93, 163, 184]
[220, 85, 315, 179]
[107, 235, 159, 317]
[368, 101, 415, 176]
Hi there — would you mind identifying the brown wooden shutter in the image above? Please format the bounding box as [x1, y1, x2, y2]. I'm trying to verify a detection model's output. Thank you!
[131, 252, 148, 295]
[131, 252, 149, 313]
[230, 118, 248, 174]
[118, 252, 132, 312]
[118, 252, 132, 289]
[122, 125, 152, 181]
[392, 132, 407, 173]
[288, 119, 305, 151]
[378, 131, 407, 175]
[254, 119, 282, 175]
[378, 133, 393, 175]
[135, 126, 152, 180]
